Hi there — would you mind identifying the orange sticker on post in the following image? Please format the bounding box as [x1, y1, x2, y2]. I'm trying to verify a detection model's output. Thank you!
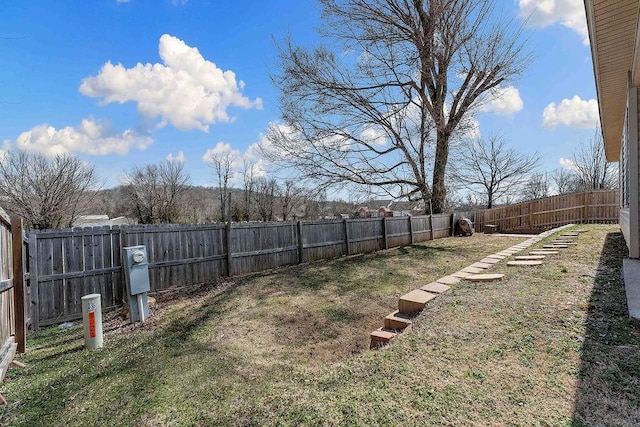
[89, 311, 96, 338]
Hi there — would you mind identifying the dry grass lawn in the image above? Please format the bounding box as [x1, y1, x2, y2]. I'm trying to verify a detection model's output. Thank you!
[1, 225, 638, 426]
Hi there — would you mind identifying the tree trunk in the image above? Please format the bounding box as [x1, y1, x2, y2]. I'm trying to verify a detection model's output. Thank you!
[431, 130, 450, 214]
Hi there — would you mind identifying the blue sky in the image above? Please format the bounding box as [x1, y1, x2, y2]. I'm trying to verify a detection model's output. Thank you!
[0, 0, 599, 192]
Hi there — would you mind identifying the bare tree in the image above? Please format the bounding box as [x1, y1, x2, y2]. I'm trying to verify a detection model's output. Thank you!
[0, 150, 99, 230]
[550, 168, 580, 195]
[205, 150, 236, 222]
[522, 172, 550, 201]
[241, 159, 257, 221]
[268, 0, 528, 213]
[451, 135, 539, 209]
[254, 178, 279, 221]
[122, 160, 191, 224]
[571, 130, 617, 191]
[279, 180, 306, 221]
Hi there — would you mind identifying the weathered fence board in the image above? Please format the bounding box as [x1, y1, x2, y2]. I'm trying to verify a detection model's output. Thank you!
[0, 207, 21, 381]
[474, 190, 619, 232]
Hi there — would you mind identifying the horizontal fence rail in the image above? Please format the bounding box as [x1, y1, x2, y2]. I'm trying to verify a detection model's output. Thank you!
[29, 214, 457, 327]
[474, 190, 619, 233]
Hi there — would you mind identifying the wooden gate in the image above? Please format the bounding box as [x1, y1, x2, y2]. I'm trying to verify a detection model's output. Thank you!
[0, 206, 27, 382]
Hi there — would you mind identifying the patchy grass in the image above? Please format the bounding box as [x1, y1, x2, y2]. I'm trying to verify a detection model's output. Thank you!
[1, 226, 639, 426]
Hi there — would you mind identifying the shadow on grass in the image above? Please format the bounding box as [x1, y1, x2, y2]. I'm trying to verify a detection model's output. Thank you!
[572, 232, 640, 426]
[2, 286, 245, 427]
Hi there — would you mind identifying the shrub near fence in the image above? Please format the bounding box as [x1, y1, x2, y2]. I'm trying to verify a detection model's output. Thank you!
[28, 214, 455, 328]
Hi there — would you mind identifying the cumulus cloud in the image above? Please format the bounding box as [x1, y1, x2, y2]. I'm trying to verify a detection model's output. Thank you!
[13, 118, 153, 157]
[479, 85, 524, 115]
[360, 126, 388, 146]
[167, 150, 185, 163]
[80, 34, 262, 132]
[542, 95, 599, 129]
[518, 0, 588, 44]
[0, 140, 10, 160]
[559, 157, 577, 170]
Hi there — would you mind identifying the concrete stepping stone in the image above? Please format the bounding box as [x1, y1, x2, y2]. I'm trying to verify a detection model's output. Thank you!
[370, 328, 397, 348]
[436, 275, 461, 285]
[487, 254, 505, 260]
[398, 289, 437, 314]
[561, 233, 579, 237]
[466, 273, 504, 282]
[384, 310, 413, 330]
[470, 262, 492, 269]
[461, 266, 484, 274]
[530, 250, 559, 255]
[514, 255, 546, 260]
[451, 270, 473, 278]
[552, 241, 577, 245]
[574, 229, 589, 233]
[507, 260, 543, 266]
[543, 244, 567, 249]
[420, 282, 451, 294]
[480, 257, 500, 264]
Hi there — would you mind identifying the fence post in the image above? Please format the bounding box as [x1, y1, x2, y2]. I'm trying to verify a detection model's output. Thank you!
[297, 220, 304, 264]
[450, 213, 455, 236]
[226, 192, 233, 276]
[226, 222, 233, 277]
[11, 217, 25, 353]
[583, 191, 589, 224]
[344, 218, 351, 256]
[28, 233, 39, 331]
[382, 217, 388, 249]
[408, 216, 414, 245]
[429, 214, 434, 240]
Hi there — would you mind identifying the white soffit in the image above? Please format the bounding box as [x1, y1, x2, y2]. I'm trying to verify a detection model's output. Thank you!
[586, 0, 639, 161]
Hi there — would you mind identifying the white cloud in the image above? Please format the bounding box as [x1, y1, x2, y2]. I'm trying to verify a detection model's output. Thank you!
[202, 141, 238, 160]
[0, 140, 10, 160]
[559, 157, 577, 170]
[13, 118, 153, 157]
[479, 85, 524, 115]
[80, 34, 262, 132]
[518, 0, 588, 44]
[542, 95, 599, 129]
[360, 126, 388, 146]
[166, 150, 185, 163]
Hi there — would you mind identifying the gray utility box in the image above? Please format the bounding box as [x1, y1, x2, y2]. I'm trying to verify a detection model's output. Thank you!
[122, 245, 151, 322]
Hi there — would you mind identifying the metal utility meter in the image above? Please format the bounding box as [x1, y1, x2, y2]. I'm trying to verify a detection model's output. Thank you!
[123, 245, 151, 322]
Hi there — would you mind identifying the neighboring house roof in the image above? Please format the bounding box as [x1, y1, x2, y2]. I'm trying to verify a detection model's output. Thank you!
[585, 0, 640, 161]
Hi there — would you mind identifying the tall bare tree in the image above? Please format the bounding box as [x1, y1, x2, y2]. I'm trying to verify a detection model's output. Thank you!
[451, 135, 539, 208]
[522, 172, 550, 200]
[0, 150, 99, 230]
[268, 0, 528, 213]
[122, 160, 191, 224]
[550, 167, 580, 195]
[205, 150, 236, 222]
[278, 180, 307, 221]
[254, 177, 279, 221]
[241, 159, 257, 221]
[571, 130, 617, 191]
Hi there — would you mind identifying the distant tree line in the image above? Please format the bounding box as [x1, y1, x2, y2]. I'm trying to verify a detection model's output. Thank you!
[0, 130, 617, 230]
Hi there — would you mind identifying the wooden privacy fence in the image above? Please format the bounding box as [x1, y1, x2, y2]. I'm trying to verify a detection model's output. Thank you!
[29, 214, 454, 327]
[474, 190, 619, 232]
[0, 207, 28, 382]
